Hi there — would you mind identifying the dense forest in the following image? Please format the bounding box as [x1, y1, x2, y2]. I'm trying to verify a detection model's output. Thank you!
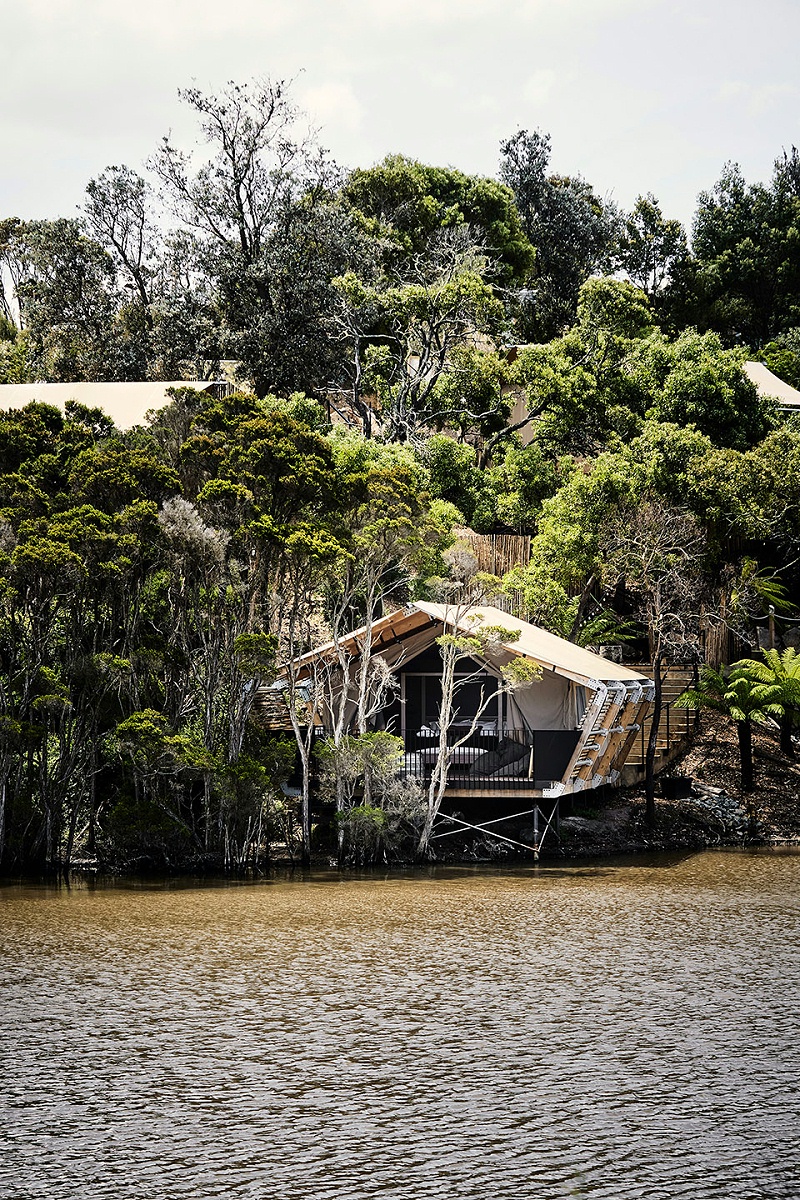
[2, 78, 800, 873]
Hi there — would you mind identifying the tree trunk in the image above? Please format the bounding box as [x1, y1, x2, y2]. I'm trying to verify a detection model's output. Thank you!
[568, 574, 598, 642]
[737, 719, 754, 793]
[0, 773, 6, 870]
[301, 789, 311, 870]
[87, 743, 98, 857]
[417, 644, 458, 858]
[203, 772, 213, 852]
[644, 654, 665, 825]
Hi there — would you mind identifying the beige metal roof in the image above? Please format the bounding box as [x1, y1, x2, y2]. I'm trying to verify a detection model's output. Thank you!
[0, 380, 220, 431]
[414, 602, 647, 686]
[743, 361, 800, 409]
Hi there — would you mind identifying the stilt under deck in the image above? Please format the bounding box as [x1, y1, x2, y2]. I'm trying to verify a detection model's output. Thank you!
[430, 797, 562, 860]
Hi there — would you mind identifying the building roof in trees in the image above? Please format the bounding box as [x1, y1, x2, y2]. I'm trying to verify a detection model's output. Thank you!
[414, 602, 647, 686]
[0, 380, 226, 430]
[282, 601, 647, 689]
[743, 361, 800, 410]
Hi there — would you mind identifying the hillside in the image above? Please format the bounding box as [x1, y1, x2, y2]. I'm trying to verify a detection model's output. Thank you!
[558, 713, 800, 857]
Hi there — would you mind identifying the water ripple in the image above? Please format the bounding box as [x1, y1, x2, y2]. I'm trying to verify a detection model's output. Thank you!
[1, 851, 799, 1199]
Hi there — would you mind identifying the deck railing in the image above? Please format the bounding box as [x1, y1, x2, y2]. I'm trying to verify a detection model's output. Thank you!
[401, 727, 536, 788]
[629, 699, 694, 768]
[312, 727, 570, 790]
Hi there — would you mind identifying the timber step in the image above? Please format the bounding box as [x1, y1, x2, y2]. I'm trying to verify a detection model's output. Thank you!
[622, 664, 696, 770]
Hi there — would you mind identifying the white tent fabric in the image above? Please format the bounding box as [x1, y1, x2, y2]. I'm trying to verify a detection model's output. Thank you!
[743, 361, 800, 409]
[505, 669, 583, 731]
[0, 380, 220, 430]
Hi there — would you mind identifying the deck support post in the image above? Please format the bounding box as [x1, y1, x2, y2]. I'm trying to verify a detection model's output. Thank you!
[429, 799, 561, 858]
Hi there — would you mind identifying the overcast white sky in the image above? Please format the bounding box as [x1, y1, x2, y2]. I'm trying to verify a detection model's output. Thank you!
[2, 0, 798, 233]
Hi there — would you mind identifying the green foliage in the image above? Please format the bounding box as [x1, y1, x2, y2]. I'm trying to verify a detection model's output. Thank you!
[640, 330, 774, 450]
[428, 345, 511, 438]
[103, 791, 194, 863]
[577, 277, 657, 353]
[675, 664, 784, 793]
[343, 154, 534, 283]
[319, 731, 405, 787]
[336, 250, 507, 442]
[572, 610, 640, 650]
[318, 732, 424, 864]
[151, 80, 370, 396]
[668, 154, 800, 346]
[760, 328, 800, 389]
[421, 436, 495, 530]
[736, 648, 800, 705]
[500, 128, 621, 339]
[6, 218, 119, 381]
[487, 441, 561, 531]
[0, 326, 30, 383]
[508, 337, 601, 453]
[503, 452, 645, 633]
[619, 193, 688, 300]
[233, 633, 278, 681]
[679, 660, 783, 724]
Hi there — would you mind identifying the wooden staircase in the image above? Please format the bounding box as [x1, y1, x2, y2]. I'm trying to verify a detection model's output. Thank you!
[622, 664, 696, 777]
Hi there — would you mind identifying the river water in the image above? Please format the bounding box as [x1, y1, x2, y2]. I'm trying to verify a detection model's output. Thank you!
[1, 850, 799, 1200]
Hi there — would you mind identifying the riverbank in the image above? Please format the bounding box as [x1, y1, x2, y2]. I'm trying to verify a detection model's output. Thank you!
[5, 713, 799, 878]
[557, 711, 800, 857]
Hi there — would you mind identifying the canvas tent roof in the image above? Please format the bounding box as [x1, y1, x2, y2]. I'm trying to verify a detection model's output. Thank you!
[413, 603, 646, 686]
[0, 380, 223, 430]
[287, 601, 647, 688]
[743, 361, 800, 409]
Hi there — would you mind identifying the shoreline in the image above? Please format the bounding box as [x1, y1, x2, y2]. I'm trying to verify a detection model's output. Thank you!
[3, 713, 799, 880]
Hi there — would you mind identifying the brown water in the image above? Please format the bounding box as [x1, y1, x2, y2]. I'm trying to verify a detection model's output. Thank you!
[1, 850, 799, 1200]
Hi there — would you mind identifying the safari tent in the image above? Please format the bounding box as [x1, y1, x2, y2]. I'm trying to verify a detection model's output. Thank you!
[279, 601, 653, 801]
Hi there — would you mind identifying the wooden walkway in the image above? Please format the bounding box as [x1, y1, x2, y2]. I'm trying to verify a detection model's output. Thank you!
[621, 664, 696, 781]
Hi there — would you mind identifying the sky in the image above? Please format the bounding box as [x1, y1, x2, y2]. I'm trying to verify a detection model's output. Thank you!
[2, 0, 799, 234]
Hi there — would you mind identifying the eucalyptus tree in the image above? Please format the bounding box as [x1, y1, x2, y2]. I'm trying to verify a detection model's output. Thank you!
[4, 218, 119, 381]
[342, 153, 534, 284]
[0, 218, 22, 324]
[84, 165, 159, 319]
[334, 228, 506, 442]
[83, 165, 222, 380]
[277, 523, 351, 868]
[760, 327, 800, 390]
[328, 437, 447, 732]
[502, 450, 648, 636]
[669, 154, 800, 346]
[3, 534, 88, 864]
[619, 193, 688, 301]
[153, 497, 279, 852]
[600, 500, 708, 819]
[151, 78, 366, 396]
[493, 278, 655, 461]
[0, 313, 28, 383]
[415, 575, 541, 858]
